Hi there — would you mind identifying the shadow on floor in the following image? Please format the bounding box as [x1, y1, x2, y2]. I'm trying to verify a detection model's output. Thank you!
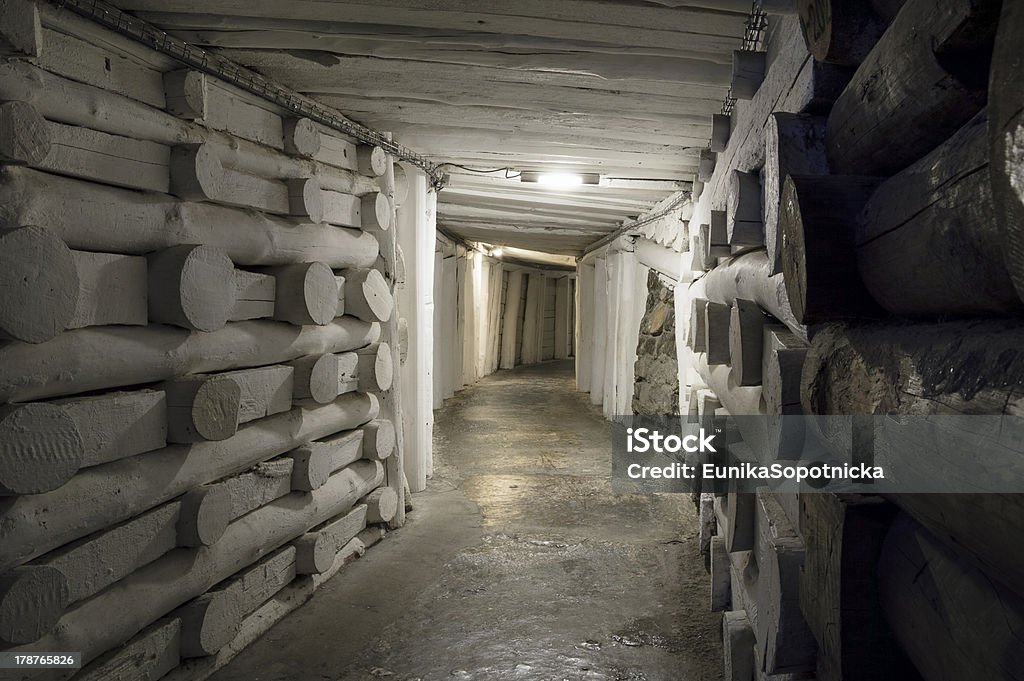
[211, 360, 722, 681]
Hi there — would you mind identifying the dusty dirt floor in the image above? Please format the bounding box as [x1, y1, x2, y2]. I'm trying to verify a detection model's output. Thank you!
[211, 360, 723, 681]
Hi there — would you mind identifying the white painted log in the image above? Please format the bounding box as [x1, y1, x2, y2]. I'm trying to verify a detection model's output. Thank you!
[287, 178, 323, 223]
[286, 444, 332, 493]
[54, 390, 167, 468]
[361, 486, 398, 524]
[764, 113, 829, 275]
[163, 375, 241, 443]
[335, 352, 361, 395]
[0, 100, 49, 164]
[282, 118, 320, 158]
[589, 258, 607, 403]
[0, 167, 380, 269]
[230, 269, 276, 321]
[288, 353, 341, 404]
[710, 536, 731, 612]
[163, 70, 207, 120]
[731, 50, 767, 99]
[219, 365, 295, 424]
[38, 121, 170, 193]
[825, 0, 991, 175]
[0, 318, 379, 403]
[175, 590, 242, 658]
[356, 343, 394, 392]
[334, 274, 348, 316]
[168, 143, 219, 201]
[0, 224, 78, 343]
[357, 145, 388, 177]
[148, 244, 236, 332]
[729, 299, 765, 386]
[218, 459, 293, 518]
[67, 250, 148, 330]
[711, 113, 731, 152]
[321, 188, 362, 228]
[879, 514, 1024, 681]
[857, 111, 1021, 316]
[0, 0, 41, 58]
[344, 268, 394, 323]
[704, 301, 731, 366]
[754, 488, 816, 674]
[308, 429, 366, 477]
[1, 461, 383, 667]
[74, 619, 181, 681]
[312, 127, 357, 171]
[991, 0, 1024, 305]
[761, 326, 806, 417]
[723, 610, 756, 681]
[176, 485, 233, 549]
[0, 403, 84, 495]
[727, 169, 763, 247]
[361, 191, 392, 230]
[520, 273, 545, 365]
[0, 63, 375, 193]
[361, 419, 396, 461]
[697, 148, 716, 182]
[0, 394, 381, 572]
[266, 262, 339, 326]
[294, 503, 368, 575]
[688, 298, 708, 352]
[695, 249, 806, 342]
[0, 566, 69, 646]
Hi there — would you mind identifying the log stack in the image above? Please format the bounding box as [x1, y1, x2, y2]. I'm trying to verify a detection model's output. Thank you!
[685, 2, 1020, 680]
[0, 6, 401, 678]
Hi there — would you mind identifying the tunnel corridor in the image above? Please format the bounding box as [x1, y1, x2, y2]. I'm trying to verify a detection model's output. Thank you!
[210, 361, 720, 681]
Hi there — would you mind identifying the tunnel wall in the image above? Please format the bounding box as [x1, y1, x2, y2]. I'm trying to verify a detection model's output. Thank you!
[0, 5, 404, 677]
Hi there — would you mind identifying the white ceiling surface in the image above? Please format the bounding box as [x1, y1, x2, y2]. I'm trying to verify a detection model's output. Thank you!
[114, 0, 751, 255]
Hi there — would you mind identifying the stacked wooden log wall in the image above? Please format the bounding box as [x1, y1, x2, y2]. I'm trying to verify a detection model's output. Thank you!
[680, 1, 1024, 679]
[0, 4, 404, 679]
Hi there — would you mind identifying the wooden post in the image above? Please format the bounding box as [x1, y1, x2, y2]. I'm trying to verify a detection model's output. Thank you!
[729, 299, 765, 387]
[726, 169, 763, 247]
[825, 0, 997, 175]
[590, 258, 608, 405]
[780, 175, 884, 324]
[704, 301, 731, 366]
[764, 113, 829, 275]
[554, 276, 571, 360]
[731, 51, 767, 100]
[710, 113, 731, 152]
[521, 273, 544, 365]
[500, 270, 524, 370]
[0, 224, 79, 343]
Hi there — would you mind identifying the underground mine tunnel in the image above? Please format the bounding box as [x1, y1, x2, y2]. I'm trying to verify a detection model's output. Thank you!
[0, 0, 1022, 679]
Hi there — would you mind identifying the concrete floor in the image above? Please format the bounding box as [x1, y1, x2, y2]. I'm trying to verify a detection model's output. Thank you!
[212, 361, 722, 681]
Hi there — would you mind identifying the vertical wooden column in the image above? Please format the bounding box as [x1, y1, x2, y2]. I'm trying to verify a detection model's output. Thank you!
[394, 165, 433, 493]
[499, 270, 524, 370]
[576, 264, 595, 392]
[431, 247, 444, 409]
[485, 261, 504, 375]
[602, 254, 620, 416]
[590, 258, 608, 405]
[554, 276, 572, 360]
[520, 273, 544, 365]
[441, 252, 457, 399]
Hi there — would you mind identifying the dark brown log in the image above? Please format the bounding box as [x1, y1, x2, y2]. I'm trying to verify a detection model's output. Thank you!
[879, 514, 1024, 681]
[801, 320, 1024, 597]
[764, 113, 828, 275]
[857, 110, 1021, 316]
[798, 0, 904, 65]
[826, 0, 1000, 176]
[780, 175, 885, 324]
[990, 0, 1024, 304]
[799, 493, 918, 681]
